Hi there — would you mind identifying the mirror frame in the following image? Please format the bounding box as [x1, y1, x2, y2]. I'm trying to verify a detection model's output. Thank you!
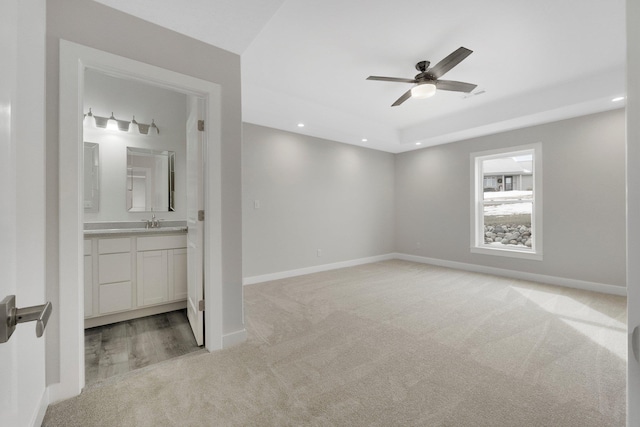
[83, 142, 100, 213]
[126, 146, 175, 212]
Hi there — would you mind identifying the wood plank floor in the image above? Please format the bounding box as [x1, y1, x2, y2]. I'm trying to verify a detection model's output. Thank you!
[84, 309, 201, 385]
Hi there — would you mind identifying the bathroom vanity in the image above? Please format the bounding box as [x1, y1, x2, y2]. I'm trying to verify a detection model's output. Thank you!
[84, 224, 188, 328]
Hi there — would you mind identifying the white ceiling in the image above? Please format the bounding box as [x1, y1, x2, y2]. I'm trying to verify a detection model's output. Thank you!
[94, 0, 626, 153]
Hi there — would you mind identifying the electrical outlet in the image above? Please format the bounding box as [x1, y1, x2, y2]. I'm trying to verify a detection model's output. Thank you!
[317, 249, 322, 257]
[254, 200, 260, 209]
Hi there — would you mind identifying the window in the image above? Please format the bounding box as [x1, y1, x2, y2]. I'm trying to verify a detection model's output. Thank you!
[471, 143, 542, 260]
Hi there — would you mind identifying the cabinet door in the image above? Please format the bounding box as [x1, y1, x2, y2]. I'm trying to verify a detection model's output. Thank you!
[137, 250, 168, 307]
[170, 248, 188, 301]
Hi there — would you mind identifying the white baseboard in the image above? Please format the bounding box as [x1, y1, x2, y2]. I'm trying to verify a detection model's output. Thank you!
[243, 253, 396, 285]
[32, 387, 49, 427]
[242, 252, 625, 296]
[393, 253, 627, 296]
[222, 328, 247, 348]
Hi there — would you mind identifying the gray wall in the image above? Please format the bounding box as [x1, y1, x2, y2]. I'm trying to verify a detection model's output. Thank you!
[243, 124, 395, 278]
[83, 70, 188, 222]
[395, 109, 626, 287]
[46, 0, 243, 383]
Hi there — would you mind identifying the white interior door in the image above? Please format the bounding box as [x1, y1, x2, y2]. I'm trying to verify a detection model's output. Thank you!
[0, 0, 48, 425]
[186, 96, 205, 346]
[628, 1, 640, 424]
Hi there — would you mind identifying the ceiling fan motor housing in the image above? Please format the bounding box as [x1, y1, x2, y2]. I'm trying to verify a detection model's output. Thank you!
[415, 60, 430, 72]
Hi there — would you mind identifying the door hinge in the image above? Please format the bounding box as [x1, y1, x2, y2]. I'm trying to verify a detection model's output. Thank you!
[198, 210, 205, 221]
[197, 120, 205, 131]
[198, 300, 205, 311]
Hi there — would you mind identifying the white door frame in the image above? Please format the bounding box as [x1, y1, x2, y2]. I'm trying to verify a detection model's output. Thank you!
[56, 39, 223, 401]
[627, 1, 640, 424]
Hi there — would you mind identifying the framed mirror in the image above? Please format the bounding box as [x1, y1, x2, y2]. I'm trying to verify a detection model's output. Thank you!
[83, 142, 100, 212]
[126, 147, 175, 212]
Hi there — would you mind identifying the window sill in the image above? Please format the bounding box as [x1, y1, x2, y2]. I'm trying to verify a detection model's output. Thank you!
[471, 245, 543, 261]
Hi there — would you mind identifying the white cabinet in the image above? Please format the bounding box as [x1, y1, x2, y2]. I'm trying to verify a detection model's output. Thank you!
[97, 237, 133, 315]
[84, 233, 187, 324]
[84, 240, 93, 317]
[137, 250, 169, 306]
[171, 248, 188, 301]
[136, 235, 187, 308]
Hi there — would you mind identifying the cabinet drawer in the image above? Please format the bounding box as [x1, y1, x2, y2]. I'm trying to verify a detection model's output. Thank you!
[99, 281, 132, 314]
[99, 238, 131, 254]
[137, 235, 186, 251]
[99, 252, 131, 284]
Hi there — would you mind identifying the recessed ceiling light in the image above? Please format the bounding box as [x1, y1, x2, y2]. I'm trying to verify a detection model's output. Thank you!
[361, 138, 368, 142]
[612, 96, 625, 102]
[415, 142, 422, 146]
[297, 123, 305, 128]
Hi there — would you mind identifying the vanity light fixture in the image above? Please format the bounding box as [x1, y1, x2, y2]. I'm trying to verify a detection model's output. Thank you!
[148, 119, 160, 135]
[128, 115, 139, 134]
[84, 108, 159, 135]
[83, 107, 96, 128]
[106, 112, 119, 131]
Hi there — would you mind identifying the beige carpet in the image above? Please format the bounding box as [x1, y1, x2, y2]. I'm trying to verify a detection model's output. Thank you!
[43, 260, 627, 426]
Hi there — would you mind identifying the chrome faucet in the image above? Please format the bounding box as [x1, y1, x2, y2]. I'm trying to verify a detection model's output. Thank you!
[141, 214, 162, 229]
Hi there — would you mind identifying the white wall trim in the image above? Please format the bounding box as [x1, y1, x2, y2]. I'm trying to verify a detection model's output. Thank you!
[32, 388, 49, 427]
[222, 328, 248, 347]
[394, 253, 626, 296]
[57, 39, 224, 402]
[243, 252, 625, 297]
[243, 254, 396, 285]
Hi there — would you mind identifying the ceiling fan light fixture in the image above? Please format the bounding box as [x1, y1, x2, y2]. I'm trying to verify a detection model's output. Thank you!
[411, 83, 437, 99]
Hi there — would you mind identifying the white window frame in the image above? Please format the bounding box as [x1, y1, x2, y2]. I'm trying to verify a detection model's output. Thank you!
[470, 143, 543, 260]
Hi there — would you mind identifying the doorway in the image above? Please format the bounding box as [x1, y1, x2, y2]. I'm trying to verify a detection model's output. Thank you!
[504, 176, 513, 191]
[81, 69, 205, 382]
[58, 40, 224, 399]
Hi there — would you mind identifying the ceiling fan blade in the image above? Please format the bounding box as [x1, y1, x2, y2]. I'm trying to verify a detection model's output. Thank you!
[435, 80, 477, 93]
[391, 88, 413, 107]
[428, 47, 473, 79]
[367, 76, 417, 83]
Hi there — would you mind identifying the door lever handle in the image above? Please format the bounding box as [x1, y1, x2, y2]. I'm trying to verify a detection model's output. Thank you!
[0, 295, 53, 344]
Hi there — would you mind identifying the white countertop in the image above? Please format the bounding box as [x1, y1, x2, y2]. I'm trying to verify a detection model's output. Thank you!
[84, 226, 187, 236]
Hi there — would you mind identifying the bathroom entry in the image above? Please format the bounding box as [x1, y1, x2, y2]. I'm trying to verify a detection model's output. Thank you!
[82, 69, 206, 379]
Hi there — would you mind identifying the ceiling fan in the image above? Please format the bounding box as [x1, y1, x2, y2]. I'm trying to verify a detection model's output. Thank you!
[367, 46, 477, 106]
